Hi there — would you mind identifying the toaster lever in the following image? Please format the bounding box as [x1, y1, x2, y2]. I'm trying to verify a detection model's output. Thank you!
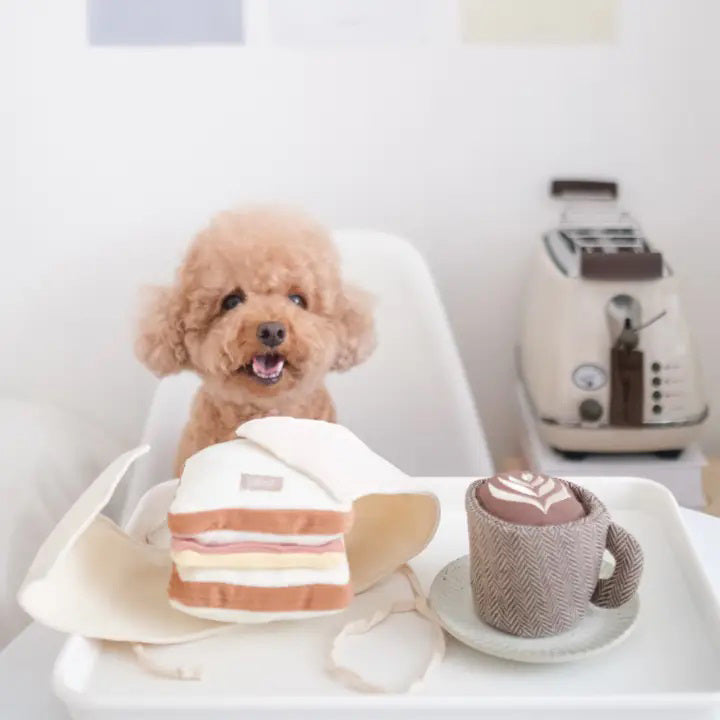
[606, 295, 667, 351]
[634, 309, 667, 332]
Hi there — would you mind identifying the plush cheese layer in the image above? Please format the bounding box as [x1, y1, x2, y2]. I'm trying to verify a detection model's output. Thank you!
[170, 439, 353, 514]
[171, 550, 346, 569]
[176, 562, 350, 587]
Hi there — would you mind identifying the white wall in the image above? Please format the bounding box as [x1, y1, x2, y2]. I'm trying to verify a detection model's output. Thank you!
[3, 0, 720, 465]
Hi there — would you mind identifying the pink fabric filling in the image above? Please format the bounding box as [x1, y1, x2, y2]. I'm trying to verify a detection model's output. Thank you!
[171, 537, 345, 554]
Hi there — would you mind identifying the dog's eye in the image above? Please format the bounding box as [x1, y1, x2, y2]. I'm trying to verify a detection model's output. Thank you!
[288, 293, 307, 309]
[221, 291, 245, 311]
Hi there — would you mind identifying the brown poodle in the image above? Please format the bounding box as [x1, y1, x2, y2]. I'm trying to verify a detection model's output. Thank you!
[135, 207, 375, 475]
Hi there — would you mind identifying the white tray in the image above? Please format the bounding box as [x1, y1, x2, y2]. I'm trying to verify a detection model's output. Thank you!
[53, 477, 720, 720]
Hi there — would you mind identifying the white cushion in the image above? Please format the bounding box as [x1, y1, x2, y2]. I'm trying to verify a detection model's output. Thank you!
[0, 398, 123, 647]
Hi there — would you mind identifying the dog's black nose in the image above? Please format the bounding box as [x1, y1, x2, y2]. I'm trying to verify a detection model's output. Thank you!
[257, 322, 286, 348]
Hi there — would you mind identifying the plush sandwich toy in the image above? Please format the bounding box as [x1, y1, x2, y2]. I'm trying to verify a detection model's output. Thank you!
[167, 439, 354, 622]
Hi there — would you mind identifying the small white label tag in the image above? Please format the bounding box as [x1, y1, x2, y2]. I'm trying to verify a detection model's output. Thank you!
[240, 473, 284, 492]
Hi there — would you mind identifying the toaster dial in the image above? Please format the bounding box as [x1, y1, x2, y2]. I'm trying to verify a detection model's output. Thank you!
[579, 398, 604, 422]
[572, 364, 607, 391]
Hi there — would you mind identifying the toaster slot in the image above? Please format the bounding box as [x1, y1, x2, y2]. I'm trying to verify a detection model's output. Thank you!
[580, 250, 663, 279]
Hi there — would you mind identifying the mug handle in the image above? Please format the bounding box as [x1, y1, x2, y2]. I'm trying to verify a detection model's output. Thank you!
[591, 523, 644, 609]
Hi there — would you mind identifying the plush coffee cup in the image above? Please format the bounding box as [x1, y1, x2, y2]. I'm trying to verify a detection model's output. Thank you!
[465, 473, 643, 638]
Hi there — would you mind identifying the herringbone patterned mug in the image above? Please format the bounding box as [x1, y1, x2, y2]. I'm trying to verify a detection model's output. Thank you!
[466, 479, 643, 638]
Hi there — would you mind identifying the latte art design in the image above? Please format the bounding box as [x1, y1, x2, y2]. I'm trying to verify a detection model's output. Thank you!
[486, 472, 571, 515]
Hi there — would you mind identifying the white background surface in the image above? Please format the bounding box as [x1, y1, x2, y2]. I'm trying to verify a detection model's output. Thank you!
[3, 0, 720, 466]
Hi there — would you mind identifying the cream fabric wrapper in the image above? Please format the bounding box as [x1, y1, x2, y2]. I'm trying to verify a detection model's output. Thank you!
[17, 418, 440, 644]
[18, 447, 226, 644]
[236, 418, 440, 593]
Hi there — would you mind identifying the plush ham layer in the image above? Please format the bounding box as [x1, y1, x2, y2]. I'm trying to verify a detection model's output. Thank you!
[171, 537, 345, 554]
[168, 567, 352, 612]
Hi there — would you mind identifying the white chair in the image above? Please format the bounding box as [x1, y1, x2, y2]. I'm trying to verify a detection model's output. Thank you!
[120, 230, 492, 521]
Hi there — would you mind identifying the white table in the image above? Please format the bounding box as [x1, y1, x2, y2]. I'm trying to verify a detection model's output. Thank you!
[2, 506, 719, 720]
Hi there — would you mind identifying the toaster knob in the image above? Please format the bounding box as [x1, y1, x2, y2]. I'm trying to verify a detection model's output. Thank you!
[579, 399, 603, 422]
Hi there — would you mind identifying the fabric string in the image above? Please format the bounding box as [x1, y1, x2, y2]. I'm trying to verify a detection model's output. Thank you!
[326, 563, 446, 693]
[132, 643, 203, 681]
[132, 563, 445, 691]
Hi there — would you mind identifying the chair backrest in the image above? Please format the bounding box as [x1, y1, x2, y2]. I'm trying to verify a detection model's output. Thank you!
[120, 230, 492, 521]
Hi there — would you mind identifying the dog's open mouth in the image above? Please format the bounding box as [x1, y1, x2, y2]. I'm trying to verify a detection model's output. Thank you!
[241, 353, 285, 385]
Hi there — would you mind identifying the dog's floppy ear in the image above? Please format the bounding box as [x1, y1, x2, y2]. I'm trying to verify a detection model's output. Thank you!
[135, 285, 189, 376]
[331, 285, 376, 372]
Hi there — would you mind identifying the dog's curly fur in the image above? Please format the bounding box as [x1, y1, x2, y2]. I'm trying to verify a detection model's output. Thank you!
[135, 207, 375, 475]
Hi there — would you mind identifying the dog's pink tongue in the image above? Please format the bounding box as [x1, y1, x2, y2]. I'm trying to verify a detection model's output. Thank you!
[252, 354, 284, 379]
